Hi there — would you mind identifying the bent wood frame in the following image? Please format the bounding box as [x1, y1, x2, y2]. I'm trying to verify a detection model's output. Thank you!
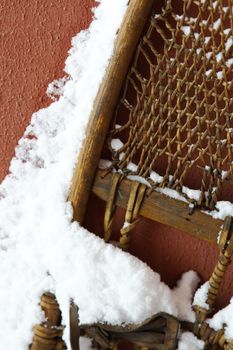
[69, 0, 155, 223]
[68, 0, 224, 242]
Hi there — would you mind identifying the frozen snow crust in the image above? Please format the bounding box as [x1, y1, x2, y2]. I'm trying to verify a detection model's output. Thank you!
[0, 1, 232, 349]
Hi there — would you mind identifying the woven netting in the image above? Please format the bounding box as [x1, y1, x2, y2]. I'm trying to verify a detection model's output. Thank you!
[106, 0, 233, 210]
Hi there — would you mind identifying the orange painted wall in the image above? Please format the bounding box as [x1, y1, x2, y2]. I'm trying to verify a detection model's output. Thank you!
[0, 0, 95, 182]
[1, 0, 233, 316]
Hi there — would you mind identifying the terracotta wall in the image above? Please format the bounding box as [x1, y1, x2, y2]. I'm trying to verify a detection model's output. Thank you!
[1, 0, 232, 315]
[0, 0, 95, 182]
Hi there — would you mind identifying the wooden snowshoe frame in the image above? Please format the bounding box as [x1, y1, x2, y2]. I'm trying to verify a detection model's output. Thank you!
[70, 0, 233, 248]
[31, 0, 233, 349]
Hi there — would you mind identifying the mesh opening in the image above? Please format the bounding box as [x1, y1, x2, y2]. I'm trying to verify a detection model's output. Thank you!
[105, 0, 233, 210]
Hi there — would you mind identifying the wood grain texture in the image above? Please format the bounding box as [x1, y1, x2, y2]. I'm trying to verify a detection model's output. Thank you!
[68, 0, 154, 223]
[93, 169, 223, 245]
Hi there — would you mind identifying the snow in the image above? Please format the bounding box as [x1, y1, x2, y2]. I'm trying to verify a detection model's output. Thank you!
[119, 151, 125, 161]
[193, 282, 210, 310]
[225, 37, 233, 51]
[150, 170, 163, 184]
[226, 58, 233, 67]
[144, 174, 233, 222]
[206, 69, 212, 77]
[122, 221, 130, 229]
[47, 77, 69, 101]
[127, 162, 138, 172]
[127, 175, 151, 187]
[177, 332, 204, 350]
[182, 26, 191, 36]
[111, 138, 124, 151]
[205, 201, 233, 220]
[213, 1, 218, 10]
[193, 268, 233, 338]
[56, 228, 196, 326]
[182, 187, 201, 202]
[216, 52, 222, 62]
[213, 18, 221, 31]
[115, 124, 122, 129]
[224, 28, 231, 35]
[209, 298, 233, 339]
[156, 187, 188, 203]
[99, 159, 112, 169]
[204, 36, 211, 44]
[80, 337, 93, 350]
[0, 0, 131, 348]
[217, 71, 223, 79]
[173, 271, 200, 322]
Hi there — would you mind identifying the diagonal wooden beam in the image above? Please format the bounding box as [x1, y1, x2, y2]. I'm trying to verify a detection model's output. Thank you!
[92, 169, 223, 245]
[68, 0, 155, 223]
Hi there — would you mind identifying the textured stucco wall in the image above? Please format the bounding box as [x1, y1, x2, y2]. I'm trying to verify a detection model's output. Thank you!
[1, 0, 233, 312]
[0, 0, 95, 182]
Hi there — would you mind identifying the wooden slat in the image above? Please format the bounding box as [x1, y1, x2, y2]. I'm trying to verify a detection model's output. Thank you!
[92, 169, 223, 245]
[68, 0, 155, 223]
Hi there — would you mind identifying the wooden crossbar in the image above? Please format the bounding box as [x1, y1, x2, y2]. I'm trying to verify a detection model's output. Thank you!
[93, 169, 222, 245]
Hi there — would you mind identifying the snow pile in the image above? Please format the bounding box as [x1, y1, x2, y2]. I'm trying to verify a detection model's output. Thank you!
[207, 201, 233, 220]
[177, 333, 204, 350]
[209, 299, 233, 339]
[193, 279, 233, 340]
[193, 282, 210, 310]
[80, 337, 92, 350]
[173, 271, 200, 322]
[0, 1, 200, 349]
[0, 0, 128, 348]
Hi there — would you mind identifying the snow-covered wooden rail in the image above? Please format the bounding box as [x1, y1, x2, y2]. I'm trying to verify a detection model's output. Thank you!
[68, 0, 154, 224]
[93, 169, 222, 245]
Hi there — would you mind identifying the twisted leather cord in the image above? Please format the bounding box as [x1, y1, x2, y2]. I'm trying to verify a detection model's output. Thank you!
[119, 182, 147, 250]
[104, 173, 123, 242]
[198, 321, 233, 350]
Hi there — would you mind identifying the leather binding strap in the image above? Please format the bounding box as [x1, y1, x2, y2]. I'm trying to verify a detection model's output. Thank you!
[104, 173, 123, 242]
[119, 181, 147, 251]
